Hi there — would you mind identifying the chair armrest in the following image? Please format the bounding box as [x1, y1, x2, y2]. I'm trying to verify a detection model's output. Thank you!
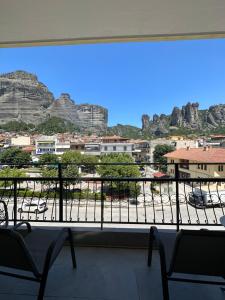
[148, 226, 160, 266]
[0, 200, 8, 228]
[13, 221, 32, 233]
[149, 226, 161, 245]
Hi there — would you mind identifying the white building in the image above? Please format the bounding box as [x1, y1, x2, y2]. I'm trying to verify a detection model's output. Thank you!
[84, 142, 134, 156]
[35, 136, 70, 155]
[11, 136, 31, 147]
[100, 142, 133, 154]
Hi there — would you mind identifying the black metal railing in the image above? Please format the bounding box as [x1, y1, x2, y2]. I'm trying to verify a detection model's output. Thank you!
[0, 162, 225, 230]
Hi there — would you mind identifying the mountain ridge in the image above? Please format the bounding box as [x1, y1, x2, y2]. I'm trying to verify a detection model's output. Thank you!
[0, 70, 108, 133]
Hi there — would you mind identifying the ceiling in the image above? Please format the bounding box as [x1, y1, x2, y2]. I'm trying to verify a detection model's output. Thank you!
[1, 0, 225, 47]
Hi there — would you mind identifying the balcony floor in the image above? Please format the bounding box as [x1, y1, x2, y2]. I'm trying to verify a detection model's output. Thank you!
[0, 246, 224, 300]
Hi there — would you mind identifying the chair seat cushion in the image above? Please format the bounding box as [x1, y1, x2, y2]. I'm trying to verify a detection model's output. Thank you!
[24, 229, 68, 273]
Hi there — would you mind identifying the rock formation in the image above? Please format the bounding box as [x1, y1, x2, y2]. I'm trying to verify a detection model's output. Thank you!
[0, 70, 54, 125]
[142, 102, 225, 136]
[141, 114, 150, 130]
[170, 102, 200, 128]
[0, 71, 108, 133]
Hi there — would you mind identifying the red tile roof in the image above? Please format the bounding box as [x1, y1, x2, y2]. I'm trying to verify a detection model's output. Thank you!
[22, 146, 35, 152]
[153, 172, 167, 178]
[164, 147, 225, 163]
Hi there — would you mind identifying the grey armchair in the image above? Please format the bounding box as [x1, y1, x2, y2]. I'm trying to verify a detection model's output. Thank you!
[148, 226, 225, 300]
[0, 220, 76, 300]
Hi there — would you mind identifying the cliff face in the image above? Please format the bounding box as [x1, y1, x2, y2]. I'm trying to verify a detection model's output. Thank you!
[170, 102, 200, 129]
[0, 71, 108, 133]
[0, 71, 54, 125]
[142, 102, 225, 135]
[48, 93, 108, 132]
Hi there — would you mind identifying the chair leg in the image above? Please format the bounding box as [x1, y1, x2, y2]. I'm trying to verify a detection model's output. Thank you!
[38, 272, 49, 300]
[161, 274, 170, 300]
[147, 227, 154, 266]
[68, 228, 76, 268]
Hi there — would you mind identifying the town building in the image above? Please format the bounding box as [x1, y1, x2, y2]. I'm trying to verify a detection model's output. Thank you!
[149, 138, 198, 163]
[35, 136, 70, 155]
[84, 142, 134, 156]
[164, 147, 225, 179]
[130, 140, 151, 162]
[11, 136, 31, 147]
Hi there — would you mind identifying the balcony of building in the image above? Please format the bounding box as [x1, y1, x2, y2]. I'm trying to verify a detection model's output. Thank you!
[1, 162, 225, 299]
[0, 231, 224, 300]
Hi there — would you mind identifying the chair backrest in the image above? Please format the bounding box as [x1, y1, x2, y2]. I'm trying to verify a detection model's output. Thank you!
[0, 201, 8, 228]
[168, 229, 225, 278]
[0, 228, 40, 277]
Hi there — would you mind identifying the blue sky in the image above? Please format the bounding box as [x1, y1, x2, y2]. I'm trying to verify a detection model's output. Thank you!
[1, 38, 225, 127]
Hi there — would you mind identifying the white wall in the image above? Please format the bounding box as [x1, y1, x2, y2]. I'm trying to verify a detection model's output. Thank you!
[11, 136, 31, 146]
[101, 143, 133, 153]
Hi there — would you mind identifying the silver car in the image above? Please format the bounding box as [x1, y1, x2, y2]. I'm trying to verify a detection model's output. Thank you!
[18, 199, 48, 214]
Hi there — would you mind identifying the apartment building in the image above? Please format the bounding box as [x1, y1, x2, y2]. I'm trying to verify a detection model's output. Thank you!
[164, 147, 225, 178]
[35, 136, 70, 155]
[131, 140, 151, 162]
[11, 136, 31, 147]
[84, 142, 134, 156]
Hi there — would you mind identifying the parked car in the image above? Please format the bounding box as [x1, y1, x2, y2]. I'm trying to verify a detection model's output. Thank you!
[188, 184, 225, 208]
[18, 199, 48, 214]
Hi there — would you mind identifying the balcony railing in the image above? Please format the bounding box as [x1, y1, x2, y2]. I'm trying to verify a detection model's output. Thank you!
[0, 163, 225, 230]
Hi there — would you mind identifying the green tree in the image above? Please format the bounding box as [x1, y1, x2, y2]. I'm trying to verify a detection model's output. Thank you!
[39, 153, 59, 165]
[60, 151, 81, 185]
[61, 151, 82, 164]
[153, 144, 175, 172]
[41, 167, 58, 188]
[36, 117, 80, 134]
[0, 121, 34, 132]
[0, 147, 31, 165]
[0, 167, 27, 187]
[80, 154, 98, 174]
[98, 153, 141, 198]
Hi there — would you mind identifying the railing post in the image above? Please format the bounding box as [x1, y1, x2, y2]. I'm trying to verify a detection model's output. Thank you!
[58, 163, 63, 222]
[101, 181, 104, 230]
[175, 163, 180, 232]
[13, 179, 17, 226]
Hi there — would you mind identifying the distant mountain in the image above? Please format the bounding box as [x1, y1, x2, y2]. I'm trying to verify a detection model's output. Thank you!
[0, 71, 108, 133]
[107, 124, 143, 139]
[1, 70, 225, 138]
[142, 102, 225, 136]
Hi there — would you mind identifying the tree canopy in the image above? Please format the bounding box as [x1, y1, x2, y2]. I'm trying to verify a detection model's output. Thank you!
[0, 167, 27, 187]
[39, 153, 59, 165]
[36, 117, 80, 135]
[153, 144, 175, 172]
[0, 147, 31, 165]
[61, 151, 83, 164]
[98, 153, 140, 178]
[61, 151, 98, 173]
[98, 153, 141, 198]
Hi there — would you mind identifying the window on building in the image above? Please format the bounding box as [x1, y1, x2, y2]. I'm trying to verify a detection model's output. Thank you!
[123, 146, 127, 151]
[171, 159, 174, 163]
[204, 164, 207, 170]
[197, 164, 201, 169]
[104, 146, 108, 151]
[218, 165, 224, 172]
[113, 146, 116, 151]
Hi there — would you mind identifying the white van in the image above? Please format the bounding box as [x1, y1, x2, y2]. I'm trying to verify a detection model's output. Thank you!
[189, 184, 225, 208]
[18, 199, 48, 214]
